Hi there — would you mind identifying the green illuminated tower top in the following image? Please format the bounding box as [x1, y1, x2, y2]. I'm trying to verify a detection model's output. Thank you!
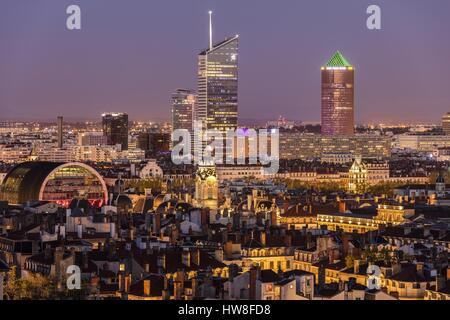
[325, 51, 353, 68]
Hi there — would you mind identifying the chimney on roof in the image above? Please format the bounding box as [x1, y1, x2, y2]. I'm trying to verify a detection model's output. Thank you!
[339, 201, 347, 213]
[201, 208, 210, 231]
[82, 251, 89, 269]
[124, 274, 131, 293]
[247, 195, 253, 210]
[153, 212, 161, 237]
[270, 210, 278, 226]
[55, 246, 64, 290]
[306, 232, 313, 250]
[143, 279, 151, 296]
[260, 231, 267, 246]
[224, 241, 233, 260]
[342, 234, 349, 257]
[354, 259, 361, 274]
[77, 224, 83, 239]
[192, 277, 198, 298]
[146, 240, 153, 255]
[118, 273, 124, 292]
[222, 229, 229, 243]
[424, 226, 431, 238]
[404, 226, 412, 236]
[249, 265, 260, 300]
[157, 254, 166, 272]
[162, 277, 170, 300]
[416, 262, 424, 278]
[192, 248, 201, 266]
[182, 249, 191, 268]
[285, 233, 292, 247]
[174, 281, 182, 300]
[436, 275, 446, 292]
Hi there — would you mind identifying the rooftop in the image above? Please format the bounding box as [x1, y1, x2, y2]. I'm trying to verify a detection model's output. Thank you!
[324, 51, 353, 68]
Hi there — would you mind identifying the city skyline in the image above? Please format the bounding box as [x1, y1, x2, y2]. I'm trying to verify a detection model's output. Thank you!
[4, 2, 450, 304]
[1, 0, 450, 124]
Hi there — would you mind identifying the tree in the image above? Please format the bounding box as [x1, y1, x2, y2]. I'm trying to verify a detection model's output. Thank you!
[4, 266, 28, 300]
[345, 255, 355, 269]
[4, 266, 61, 300]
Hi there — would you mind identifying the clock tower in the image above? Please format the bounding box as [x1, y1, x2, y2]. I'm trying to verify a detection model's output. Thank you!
[195, 163, 218, 210]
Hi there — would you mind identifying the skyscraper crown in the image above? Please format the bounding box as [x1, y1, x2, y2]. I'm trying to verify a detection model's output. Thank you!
[325, 51, 353, 68]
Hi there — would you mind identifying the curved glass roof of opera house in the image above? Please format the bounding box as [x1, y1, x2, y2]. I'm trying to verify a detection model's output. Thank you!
[0, 161, 108, 207]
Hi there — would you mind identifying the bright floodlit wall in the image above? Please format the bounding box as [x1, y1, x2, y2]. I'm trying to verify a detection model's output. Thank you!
[279, 133, 391, 160]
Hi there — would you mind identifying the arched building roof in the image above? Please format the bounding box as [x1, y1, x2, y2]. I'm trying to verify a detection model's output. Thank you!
[0, 161, 108, 206]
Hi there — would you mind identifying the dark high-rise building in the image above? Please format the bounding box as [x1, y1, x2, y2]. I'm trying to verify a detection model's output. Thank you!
[148, 132, 171, 157]
[321, 51, 355, 136]
[196, 12, 239, 160]
[102, 112, 129, 150]
[442, 113, 450, 135]
[138, 131, 171, 158]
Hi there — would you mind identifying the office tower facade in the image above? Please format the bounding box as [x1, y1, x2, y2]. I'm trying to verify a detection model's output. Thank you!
[78, 132, 108, 146]
[172, 89, 196, 154]
[279, 133, 391, 160]
[57, 116, 63, 149]
[442, 113, 450, 135]
[138, 131, 171, 158]
[172, 89, 196, 132]
[321, 51, 355, 136]
[196, 22, 239, 161]
[102, 112, 129, 150]
[197, 36, 239, 132]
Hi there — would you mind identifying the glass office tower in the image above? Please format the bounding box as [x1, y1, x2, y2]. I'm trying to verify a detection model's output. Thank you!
[172, 89, 197, 155]
[442, 113, 450, 135]
[102, 112, 129, 150]
[321, 51, 355, 136]
[196, 36, 239, 161]
[172, 89, 196, 132]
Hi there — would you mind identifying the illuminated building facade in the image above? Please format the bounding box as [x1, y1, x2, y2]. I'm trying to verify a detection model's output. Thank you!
[102, 112, 129, 150]
[0, 161, 108, 207]
[442, 113, 450, 135]
[172, 89, 196, 133]
[348, 158, 390, 193]
[78, 132, 108, 146]
[321, 51, 355, 136]
[197, 34, 239, 159]
[172, 89, 197, 152]
[195, 164, 218, 209]
[280, 133, 391, 160]
[396, 134, 450, 152]
[317, 203, 414, 234]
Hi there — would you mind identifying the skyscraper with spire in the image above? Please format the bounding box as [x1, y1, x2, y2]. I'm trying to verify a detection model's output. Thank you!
[195, 11, 239, 161]
[321, 51, 355, 136]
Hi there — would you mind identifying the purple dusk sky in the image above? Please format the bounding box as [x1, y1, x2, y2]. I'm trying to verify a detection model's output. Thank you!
[1, 0, 450, 124]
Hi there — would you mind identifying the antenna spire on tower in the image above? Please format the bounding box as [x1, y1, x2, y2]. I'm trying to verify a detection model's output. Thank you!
[209, 11, 213, 51]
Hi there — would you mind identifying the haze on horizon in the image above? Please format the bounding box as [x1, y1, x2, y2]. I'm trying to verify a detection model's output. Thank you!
[1, 0, 450, 124]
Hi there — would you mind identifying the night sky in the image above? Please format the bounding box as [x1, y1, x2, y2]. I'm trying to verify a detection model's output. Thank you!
[1, 0, 450, 124]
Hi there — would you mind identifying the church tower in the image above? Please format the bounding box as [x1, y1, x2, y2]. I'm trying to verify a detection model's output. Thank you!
[435, 173, 446, 197]
[195, 163, 218, 210]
